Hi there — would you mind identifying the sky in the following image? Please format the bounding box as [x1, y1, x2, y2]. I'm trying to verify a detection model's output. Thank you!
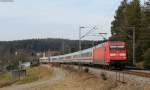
[0, 0, 145, 41]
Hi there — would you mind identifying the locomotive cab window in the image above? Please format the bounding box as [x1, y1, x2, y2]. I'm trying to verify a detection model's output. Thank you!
[110, 46, 126, 51]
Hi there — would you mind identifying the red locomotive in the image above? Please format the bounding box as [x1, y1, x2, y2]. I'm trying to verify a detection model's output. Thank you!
[49, 41, 128, 69]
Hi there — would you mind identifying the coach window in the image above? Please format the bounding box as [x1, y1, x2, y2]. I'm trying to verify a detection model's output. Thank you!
[65, 56, 71, 59]
[88, 52, 92, 56]
[52, 58, 57, 60]
[59, 57, 63, 60]
[73, 55, 77, 58]
[81, 52, 92, 57]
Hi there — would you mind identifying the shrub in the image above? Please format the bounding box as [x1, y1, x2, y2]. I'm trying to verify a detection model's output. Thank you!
[100, 72, 107, 80]
[84, 68, 89, 73]
[143, 48, 150, 69]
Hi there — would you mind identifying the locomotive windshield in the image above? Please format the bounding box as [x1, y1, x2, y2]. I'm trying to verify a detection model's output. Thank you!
[110, 46, 125, 51]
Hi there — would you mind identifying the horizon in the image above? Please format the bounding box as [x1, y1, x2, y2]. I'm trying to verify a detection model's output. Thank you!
[0, 37, 102, 42]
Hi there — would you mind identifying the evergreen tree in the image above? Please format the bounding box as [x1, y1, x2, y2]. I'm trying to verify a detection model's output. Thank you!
[143, 48, 150, 69]
[111, 0, 148, 65]
[139, 0, 150, 66]
[111, 1, 127, 41]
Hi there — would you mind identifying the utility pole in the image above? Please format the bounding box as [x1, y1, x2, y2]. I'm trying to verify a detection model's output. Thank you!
[132, 27, 136, 65]
[123, 0, 136, 65]
[78, 26, 85, 70]
[124, 0, 128, 26]
[62, 40, 65, 54]
[125, 26, 136, 65]
[79, 27, 82, 51]
[79, 26, 99, 50]
[78, 26, 97, 70]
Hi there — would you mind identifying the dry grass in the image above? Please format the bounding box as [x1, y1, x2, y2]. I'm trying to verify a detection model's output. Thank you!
[135, 62, 144, 69]
[32, 68, 150, 90]
[0, 80, 14, 88]
[16, 66, 53, 84]
[0, 72, 11, 81]
[2, 66, 150, 90]
[0, 65, 53, 88]
[33, 69, 118, 90]
[0, 72, 12, 88]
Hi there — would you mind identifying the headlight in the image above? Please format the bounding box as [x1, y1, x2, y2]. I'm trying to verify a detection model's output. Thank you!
[110, 53, 126, 56]
[119, 53, 126, 56]
[110, 53, 117, 56]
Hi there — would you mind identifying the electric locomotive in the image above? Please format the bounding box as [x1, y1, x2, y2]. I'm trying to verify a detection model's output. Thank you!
[49, 41, 128, 69]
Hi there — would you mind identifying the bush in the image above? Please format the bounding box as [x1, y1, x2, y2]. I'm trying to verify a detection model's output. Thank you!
[6, 64, 19, 71]
[84, 68, 89, 73]
[100, 72, 107, 80]
[143, 48, 150, 69]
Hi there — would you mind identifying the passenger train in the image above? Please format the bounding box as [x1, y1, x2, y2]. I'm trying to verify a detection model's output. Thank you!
[48, 41, 128, 68]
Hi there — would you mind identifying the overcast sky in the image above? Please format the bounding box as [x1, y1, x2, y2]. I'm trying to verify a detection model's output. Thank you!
[0, 0, 144, 41]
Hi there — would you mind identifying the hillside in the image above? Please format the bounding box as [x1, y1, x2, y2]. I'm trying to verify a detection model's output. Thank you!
[0, 38, 97, 71]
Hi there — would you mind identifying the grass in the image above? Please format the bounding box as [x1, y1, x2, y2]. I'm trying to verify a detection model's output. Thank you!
[0, 72, 11, 81]
[0, 72, 12, 88]
[17, 66, 53, 84]
[0, 65, 53, 87]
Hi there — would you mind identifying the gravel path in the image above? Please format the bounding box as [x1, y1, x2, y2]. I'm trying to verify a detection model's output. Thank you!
[0, 66, 65, 90]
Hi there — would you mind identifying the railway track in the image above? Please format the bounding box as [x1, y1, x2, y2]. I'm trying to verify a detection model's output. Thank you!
[122, 70, 150, 78]
[63, 64, 150, 78]
[82, 65, 150, 78]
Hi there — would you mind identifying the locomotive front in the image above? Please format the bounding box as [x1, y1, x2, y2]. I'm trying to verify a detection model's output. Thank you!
[109, 41, 128, 68]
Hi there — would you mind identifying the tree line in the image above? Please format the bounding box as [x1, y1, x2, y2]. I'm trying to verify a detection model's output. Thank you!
[0, 38, 97, 71]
